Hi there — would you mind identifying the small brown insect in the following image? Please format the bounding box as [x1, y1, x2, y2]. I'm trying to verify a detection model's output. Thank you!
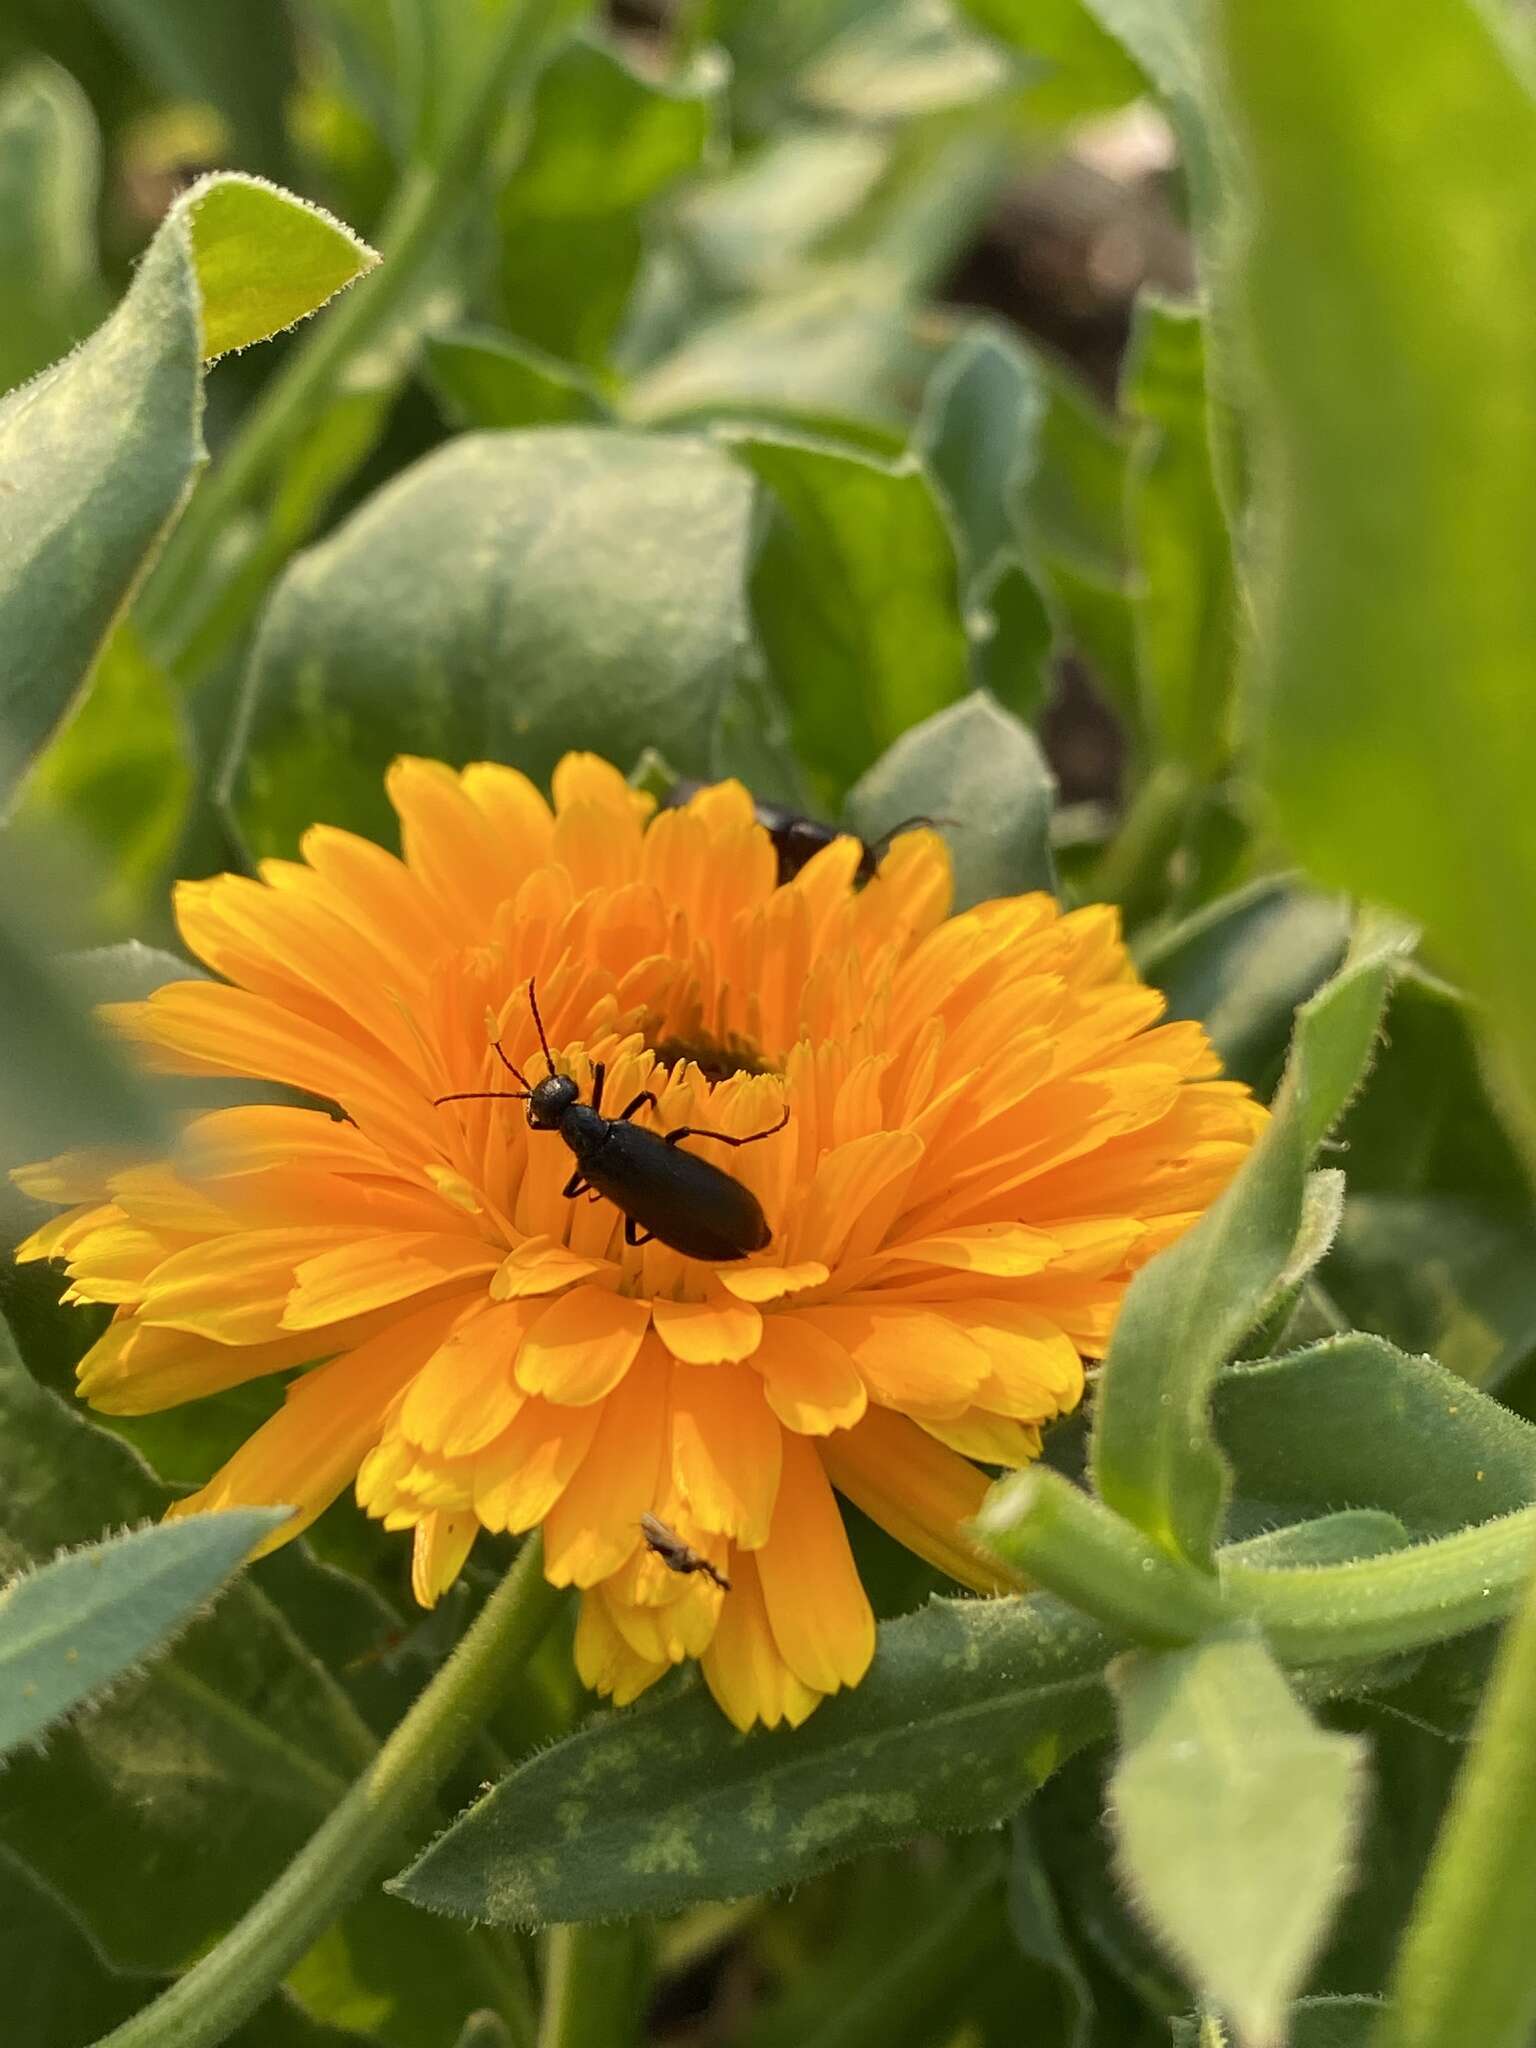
[640, 1512, 731, 1592]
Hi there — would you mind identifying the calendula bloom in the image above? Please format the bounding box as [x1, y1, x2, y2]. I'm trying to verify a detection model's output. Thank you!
[14, 756, 1264, 1729]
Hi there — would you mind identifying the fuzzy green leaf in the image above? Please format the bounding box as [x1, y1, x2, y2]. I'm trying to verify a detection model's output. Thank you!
[423, 326, 610, 432]
[723, 428, 972, 801]
[0, 1508, 286, 1757]
[1222, 0, 1536, 1120]
[0, 171, 374, 802]
[0, 58, 103, 396]
[845, 691, 1057, 911]
[390, 1592, 1115, 1926]
[1110, 1628, 1366, 2048]
[1091, 918, 1409, 1565]
[1213, 1333, 1536, 1538]
[227, 429, 755, 856]
[0, 1326, 501, 2045]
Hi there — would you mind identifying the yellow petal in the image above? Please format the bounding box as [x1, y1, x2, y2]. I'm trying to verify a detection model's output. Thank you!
[798, 1305, 988, 1412]
[282, 1231, 501, 1329]
[411, 1510, 478, 1606]
[755, 1432, 874, 1695]
[474, 1396, 604, 1532]
[79, 1319, 328, 1415]
[752, 1315, 867, 1435]
[541, 1342, 669, 1586]
[139, 1227, 360, 1342]
[164, 1296, 467, 1551]
[398, 1298, 534, 1457]
[920, 1410, 1043, 1466]
[877, 1222, 1059, 1278]
[699, 1551, 820, 1732]
[670, 1360, 781, 1546]
[516, 1285, 650, 1404]
[652, 1286, 763, 1365]
[490, 1237, 608, 1299]
[574, 1588, 669, 1708]
[819, 1405, 1017, 1595]
[716, 1260, 830, 1303]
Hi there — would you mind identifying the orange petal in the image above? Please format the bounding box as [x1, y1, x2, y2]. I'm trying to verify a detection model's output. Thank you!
[755, 1433, 874, 1695]
[752, 1316, 867, 1435]
[670, 1360, 782, 1546]
[411, 1510, 478, 1606]
[819, 1406, 1016, 1595]
[541, 1342, 669, 1586]
[944, 1300, 1084, 1417]
[877, 1222, 1059, 1278]
[282, 1231, 502, 1330]
[700, 1551, 820, 1732]
[652, 1285, 763, 1365]
[516, 1286, 650, 1404]
[163, 1295, 468, 1551]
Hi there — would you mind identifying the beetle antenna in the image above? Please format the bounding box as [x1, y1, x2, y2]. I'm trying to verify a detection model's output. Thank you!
[526, 977, 556, 1076]
[434, 1088, 531, 1106]
[870, 813, 957, 856]
[490, 1037, 532, 1089]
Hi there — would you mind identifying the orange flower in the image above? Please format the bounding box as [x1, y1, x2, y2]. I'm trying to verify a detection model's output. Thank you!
[13, 756, 1265, 1729]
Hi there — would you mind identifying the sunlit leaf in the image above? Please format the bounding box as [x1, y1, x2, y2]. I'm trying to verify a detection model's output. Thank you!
[1110, 1627, 1365, 2048]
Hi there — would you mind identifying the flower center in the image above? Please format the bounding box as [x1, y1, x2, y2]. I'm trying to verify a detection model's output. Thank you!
[647, 1031, 777, 1086]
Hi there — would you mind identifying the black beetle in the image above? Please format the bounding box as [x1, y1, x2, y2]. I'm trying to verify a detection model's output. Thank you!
[661, 780, 944, 886]
[640, 1511, 732, 1591]
[434, 981, 789, 1263]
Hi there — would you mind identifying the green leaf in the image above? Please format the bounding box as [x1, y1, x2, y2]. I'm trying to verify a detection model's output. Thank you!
[0, 171, 375, 803]
[971, 554, 1053, 724]
[0, 58, 103, 396]
[0, 1848, 358, 2048]
[180, 172, 379, 361]
[629, 281, 937, 448]
[423, 325, 611, 431]
[1090, 916, 1409, 1566]
[0, 867, 172, 1164]
[914, 321, 1045, 591]
[1008, 1814, 1094, 2048]
[0, 1328, 500, 2046]
[390, 1592, 1115, 1925]
[496, 34, 719, 368]
[1170, 1998, 1386, 2048]
[1377, 1544, 1536, 2048]
[226, 429, 755, 857]
[10, 621, 193, 938]
[1324, 968, 1536, 1391]
[845, 692, 1058, 910]
[1221, 0, 1536, 1120]
[1109, 1628, 1366, 2047]
[953, 0, 1148, 123]
[724, 428, 971, 802]
[1135, 878, 1350, 1092]
[1121, 295, 1237, 775]
[0, 1507, 286, 1757]
[1213, 1333, 1536, 1538]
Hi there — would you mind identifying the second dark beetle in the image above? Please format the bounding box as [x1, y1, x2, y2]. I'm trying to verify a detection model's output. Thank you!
[663, 779, 941, 886]
[434, 980, 788, 1262]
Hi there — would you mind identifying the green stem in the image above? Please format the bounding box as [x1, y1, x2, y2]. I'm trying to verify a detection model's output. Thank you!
[91, 1537, 563, 2048]
[1224, 1505, 1536, 1665]
[1091, 760, 1196, 928]
[536, 1922, 648, 2048]
[974, 1468, 1226, 1644]
[138, 0, 579, 667]
[1373, 1550, 1536, 2048]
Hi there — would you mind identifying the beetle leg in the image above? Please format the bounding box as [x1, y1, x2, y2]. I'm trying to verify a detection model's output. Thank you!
[589, 1062, 606, 1116]
[561, 1167, 589, 1201]
[663, 1104, 791, 1149]
[615, 1090, 660, 1124]
[624, 1214, 656, 1248]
